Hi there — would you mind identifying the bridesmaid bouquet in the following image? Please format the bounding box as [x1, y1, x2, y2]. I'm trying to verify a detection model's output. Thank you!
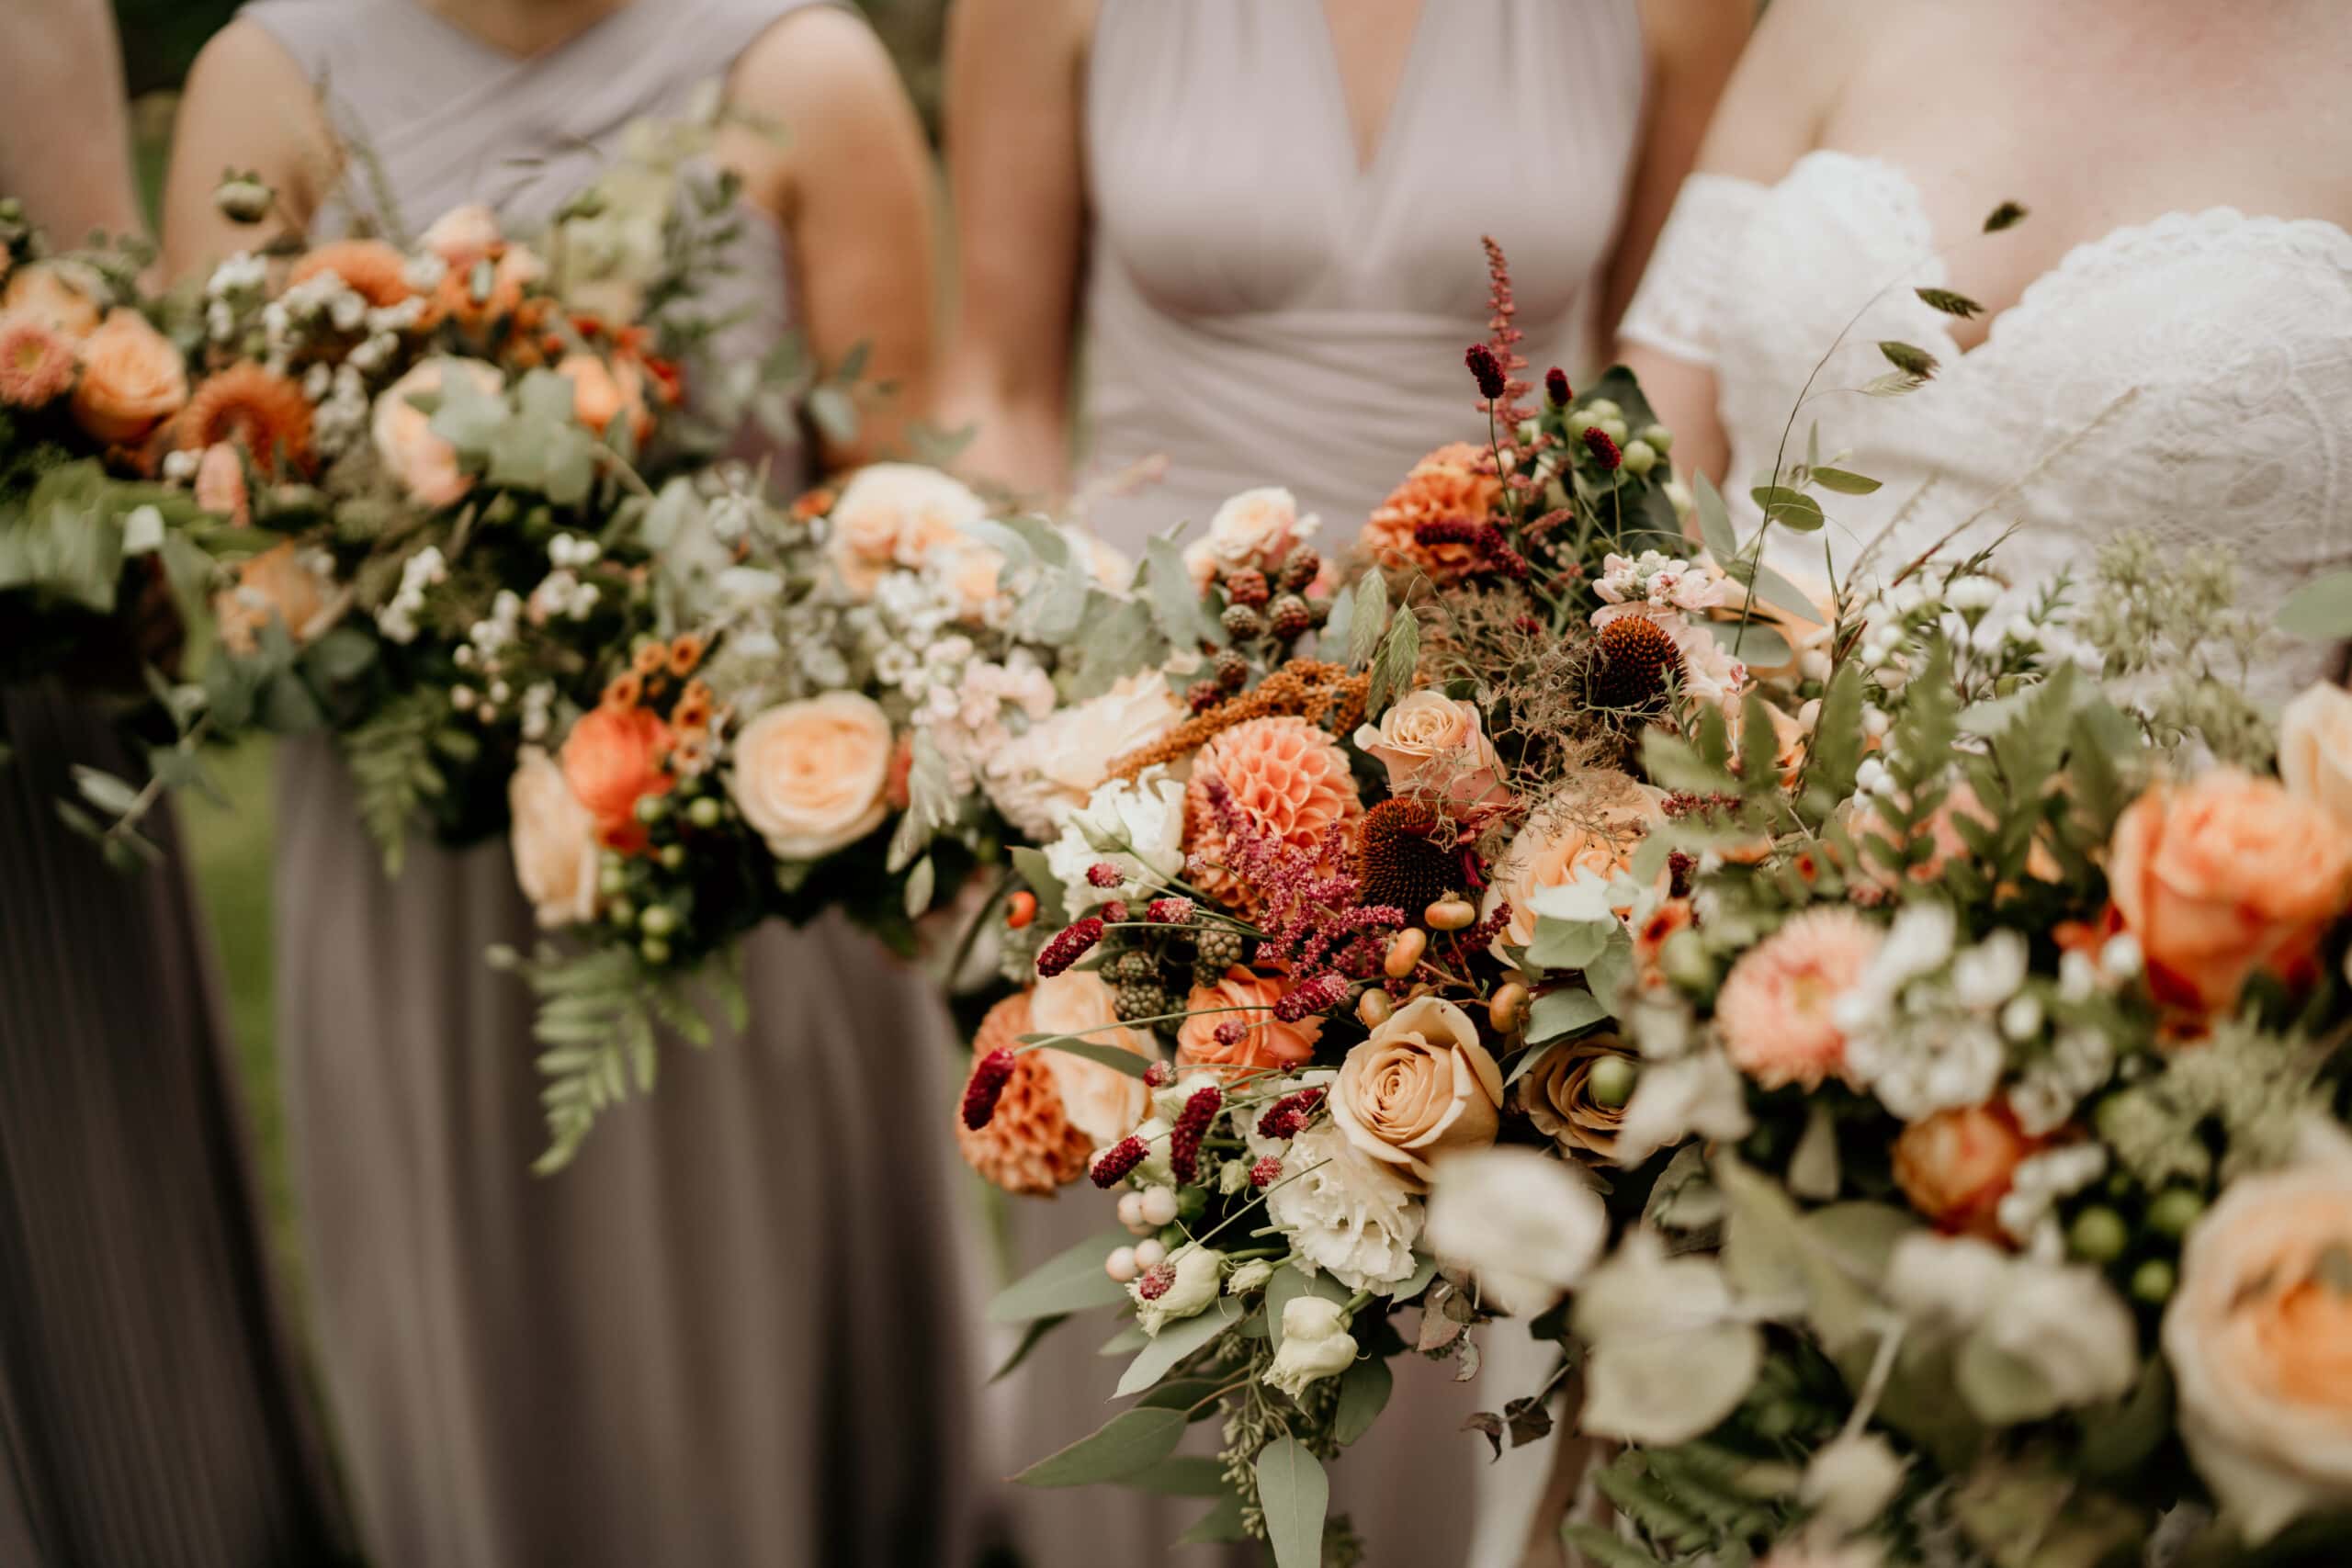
[953, 261, 2352, 1563]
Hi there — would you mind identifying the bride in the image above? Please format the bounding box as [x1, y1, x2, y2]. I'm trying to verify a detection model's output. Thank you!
[1617, 0, 2352, 699]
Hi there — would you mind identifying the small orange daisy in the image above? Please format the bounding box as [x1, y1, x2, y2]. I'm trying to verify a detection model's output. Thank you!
[667, 633, 706, 677]
[630, 640, 667, 677]
[601, 671, 644, 710]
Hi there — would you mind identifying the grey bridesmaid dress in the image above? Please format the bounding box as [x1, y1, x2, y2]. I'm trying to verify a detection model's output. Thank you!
[996, 4, 1647, 1564]
[239, 2, 987, 1563]
[0, 682, 349, 1567]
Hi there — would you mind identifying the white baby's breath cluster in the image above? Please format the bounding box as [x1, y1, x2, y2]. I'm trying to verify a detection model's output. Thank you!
[1834, 905, 2025, 1121]
[376, 545, 448, 645]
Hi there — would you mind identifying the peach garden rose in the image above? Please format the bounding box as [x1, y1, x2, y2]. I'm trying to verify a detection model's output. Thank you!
[69, 308, 187, 445]
[373, 359, 502, 508]
[1892, 1101, 2039, 1240]
[1176, 966, 1322, 1074]
[1330, 995, 1503, 1189]
[2, 262, 102, 340]
[1351, 690, 1506, 807]
[2279, 682, 2352, 832]
[507, 747, 603, 929]
[1182, 486, 1316, 589]
[823, 463, 989, 601]
[726, 691, 894, 861]
[1478, 774, 1666, 959]
[1029, 969, 1153, 1147]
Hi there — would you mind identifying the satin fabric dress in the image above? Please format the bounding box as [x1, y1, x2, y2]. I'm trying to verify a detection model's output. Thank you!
[993, 6, 1647, 1566]
[239, 3, 988, 1562]
[0, 682, 349, 1567]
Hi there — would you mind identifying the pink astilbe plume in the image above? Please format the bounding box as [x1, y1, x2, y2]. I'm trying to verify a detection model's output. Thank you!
[1196, 777, 1404, 987]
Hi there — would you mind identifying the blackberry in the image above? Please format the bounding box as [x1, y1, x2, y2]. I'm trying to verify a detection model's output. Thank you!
[1214, 649, 1250, 690]
[1223, 567, 1270, 606]
[1114, 979, 1170, 1023]
[1278, 548, 1322, 592]
[1111, 948, 1156, 984]
[1221, 603, 1264, 640]
[1267, 594, 1314, 640]
[1192, 925, 1245, 978]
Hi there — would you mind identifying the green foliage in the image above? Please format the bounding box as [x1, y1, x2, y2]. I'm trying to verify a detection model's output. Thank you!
[1363, 606, 1419, 718]
[1012, 1407, 1188, 1488]
[1254, 1437, 1329, 1568]
[338, 685, 453, 876]
[987, 1226, 1136, 1323]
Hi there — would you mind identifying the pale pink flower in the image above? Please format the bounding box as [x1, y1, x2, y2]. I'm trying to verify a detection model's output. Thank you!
[0, 311, 74, 406]
[1716, 906, 1883, 1090]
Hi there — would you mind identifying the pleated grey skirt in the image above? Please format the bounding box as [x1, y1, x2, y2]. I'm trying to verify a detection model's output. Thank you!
[0, 682, 348, 1568]
[275, 737, 993, 1567]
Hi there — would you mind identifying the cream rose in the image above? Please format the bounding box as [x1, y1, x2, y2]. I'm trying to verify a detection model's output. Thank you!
[823, 463, 988, 600]
[727, 691, 894, 860]
[1182, 485, 1317, 588]
[2281, 683, 2352, 832]
[981, 672, 1185, 841]
[507, 747, 602, 928]
[1028, 969, 1154, 1147]
[2165, 1141, 2352, 1543]
[1330, 995, 1503, 1189]
[1352, 690, 1507, 807]
[1480, 774, 1668, 959]
[373, 359, 502, 508]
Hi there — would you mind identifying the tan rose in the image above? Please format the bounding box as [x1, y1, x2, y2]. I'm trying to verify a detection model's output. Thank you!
[2107, 770, 2352, 1013]
[1516, 1035, 1636, 1158]
[507, 747, 602, 928]
[1479, 773, 1668, 959]
[560, 703, 674, 849]
[726, 691, 893, 861]
[1182, 486, 1315, 588]
[1352, 690, 1507, 807]
[2280, 683, 2352, 832]
[1330, 995, 1503, 1189]
[214, 542, 345, 655]
[373, 359, 502, 508]
[3, 262, 102, 339]
[1029, 970, 1154, 1146]
[70, 308, 187, 445]
[2165, 1141, 2352, 1543]
[1176, 966, 1323, 1073]
[555, 351, 650, 442]
[1892, 1102, 2040, 1240]
[823, 463, 989, 600]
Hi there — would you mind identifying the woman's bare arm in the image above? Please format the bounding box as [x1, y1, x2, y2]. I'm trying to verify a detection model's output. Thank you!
[161, 19, 338, 280]
[723, 6, 941, 471]
[2, 0, 142, 243]
[930, 0, 1093, 503]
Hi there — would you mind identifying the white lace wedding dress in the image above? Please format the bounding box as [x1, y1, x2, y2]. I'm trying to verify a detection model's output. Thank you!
[1620, 150, 2352, 699]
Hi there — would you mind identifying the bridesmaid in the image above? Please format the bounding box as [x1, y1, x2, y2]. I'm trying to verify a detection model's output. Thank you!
[0, 4, 351, 1566]
[163, 4, 989, 1565]
[935, 3, 1747, 1564]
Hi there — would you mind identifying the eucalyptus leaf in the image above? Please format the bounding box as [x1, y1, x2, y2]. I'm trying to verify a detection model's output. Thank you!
[1254, 1437, 1329, 1568]
[1748, 486, 1826, 534]
[1022, 1036, 1155, 1080]
[1331, 1358, 1394, 1447]
[1710, 617, 1792, 667]
[70, 766, 141, 818]
[990, 1314, 1069, 1382]
[989, 1227, 1136, 1323]
[1115, 1297, 1243, 1396]
[1691, 472, 1739, 565]
[1144, 535, 1222, 648]
[1123, 1456, 1228, 1497]
[1175, 1490, 1249, 1544]
[1012, 1406, 1187, 1488]
[1525, 987, 1609, 1043]
[1808, 466, 1883, 496]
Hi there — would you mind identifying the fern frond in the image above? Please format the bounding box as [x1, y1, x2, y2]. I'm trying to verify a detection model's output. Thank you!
[340, 686, 451, 876]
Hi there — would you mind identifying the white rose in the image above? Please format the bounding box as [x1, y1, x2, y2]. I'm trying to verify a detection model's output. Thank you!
[726, 692, 894, 860]
[1182, 485, 1317, 588]
[1044, 768, 1186, 909]
[1351, 690, 1507, 807]
[1028, 970, 1153, 1146]
[2280, 682, 2352, 831]
[825, 463, 989, 600]
[983, 673, 1185, 841]
[1262, 1296, 1358, 1400]
[1964, 1259, 2137, 1424]
[2164, 1142, 2352, 1543]
[1250, 1119, 1422, 1293]
[1801, 1433, 1906, 1533]
[506, 747, 601, 928]
[1131, 1244, 1225, 1336]
[1425, 1146, 1608, 1316]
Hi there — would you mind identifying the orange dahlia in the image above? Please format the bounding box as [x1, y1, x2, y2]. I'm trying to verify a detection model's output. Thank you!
[955, 993, 1093, 1195]
[288, 239, 414, 310]
[1360, 442, 1502, 583]
[177, 363, 314, 476]
[1183, 715, 1362, 912]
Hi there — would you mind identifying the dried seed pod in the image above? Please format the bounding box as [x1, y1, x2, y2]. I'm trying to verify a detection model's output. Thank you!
[1383, 928, 1428, 980]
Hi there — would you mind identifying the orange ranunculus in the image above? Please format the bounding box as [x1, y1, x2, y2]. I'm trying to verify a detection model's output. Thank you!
[560, 703, 674, 851]
[69, 308, 187, 446]
[1176, 966, 1323, 1073]
[2106, 771, 2352, 1013]
[554, 351, 651, 442]
[1893, 1102, 2040, 1240]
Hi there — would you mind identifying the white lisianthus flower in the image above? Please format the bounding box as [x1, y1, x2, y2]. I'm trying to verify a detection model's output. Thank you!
[1226, 1258, 1276, 1295]
[982, 674, 1185, 841]
[1131, 1245, 1224, 1336]
[1262, 1296, 1357, 1400]
[1965, 1260, 2137, 1422]
[1247, 1111, 1422, 1292]
[1425, 1146, 1607, 1316]
[1044, 768, 1187, 909]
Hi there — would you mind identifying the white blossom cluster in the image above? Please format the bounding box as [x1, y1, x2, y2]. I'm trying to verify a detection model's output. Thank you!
[376, 546, 447, 645]
[1835, 904, 2023, 1120]
[1998, 1142, 2111, 1257]
[529, 536, 605, 623]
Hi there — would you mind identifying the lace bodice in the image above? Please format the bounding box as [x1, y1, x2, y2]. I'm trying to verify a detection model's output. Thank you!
[1622, 150, 2352, 698]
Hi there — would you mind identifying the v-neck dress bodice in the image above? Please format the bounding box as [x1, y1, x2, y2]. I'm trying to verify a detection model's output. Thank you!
[1623, 151, 2352, 698]
[1078, 0, 1645, 549]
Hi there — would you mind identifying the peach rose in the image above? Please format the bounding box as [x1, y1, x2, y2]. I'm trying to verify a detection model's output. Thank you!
[1351, 690, 1506, 807]
[288, 239, 414, 308]
[726, 692, 893, 861]
[956, 992, 1093, 1195]
[1182, 486, 1316, 589]
[1892, 1102, 2039, 1240]
[1516, 1034, 1636, 1158]
[2165, 1143, 2352, 1542]
[1176, 966, 1323, 1073]
[1716, 906, 1883, 1090]
[1479, 774, 1667, 959]
[560, 703, 674, 842]
[3, 262, 102, 339]
[823, 463, 989, 600]
[507, 747, 602, 929]
[419, 202, 504, 271]
[214, 542, 344, 655]
[433, 244, 544, 333]
[373, 359, 502, 508]
[70, 308, 187, 445]
[555, 351, 650, 442]
[1330, 995, 1504, 1189]
[1029, 969, 1154, 1146]
[2280, 683, 2352, 832]
[2107, 771, 2352, 1013]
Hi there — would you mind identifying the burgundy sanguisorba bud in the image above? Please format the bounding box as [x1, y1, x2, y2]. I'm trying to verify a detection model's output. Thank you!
[961, 1047, 1016, 1130]
[1464, 343, 1508, 401]
[1545, 367, 1571, 407]
[1582, 425, 1623, 470]
[1169, 1085, 1223, 1186]
[1035, 916, 1106, 977]
[1091, 1134, 1148, 1188]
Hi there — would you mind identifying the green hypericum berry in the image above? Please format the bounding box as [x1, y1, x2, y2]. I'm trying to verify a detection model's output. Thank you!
[2146, 1189, 2206, 1238]
[1595, 415, 1629, 447]
[606, 897, 637, 929]
[633, 793, 668, 825]
[687, 796, 723, 829]
[639, 905, 679, 937]
[1586, 1055, 1637, 1110]
[598, 864, 630, 897]
[1579, 398, 1623, 423]
[2068, 1206, 2130, 1264]
[1619, 438, 1658, 478]
[639, 936, 673, 966]
[2130, 1258, 2177, 1304]
[659, 844, 687, 871]
[1641, 423, 1673, 453]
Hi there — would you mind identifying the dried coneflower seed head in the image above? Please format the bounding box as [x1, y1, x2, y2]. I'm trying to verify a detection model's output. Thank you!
[1589, 615, 1685, 712]
[1356, 796, 1455, 916]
